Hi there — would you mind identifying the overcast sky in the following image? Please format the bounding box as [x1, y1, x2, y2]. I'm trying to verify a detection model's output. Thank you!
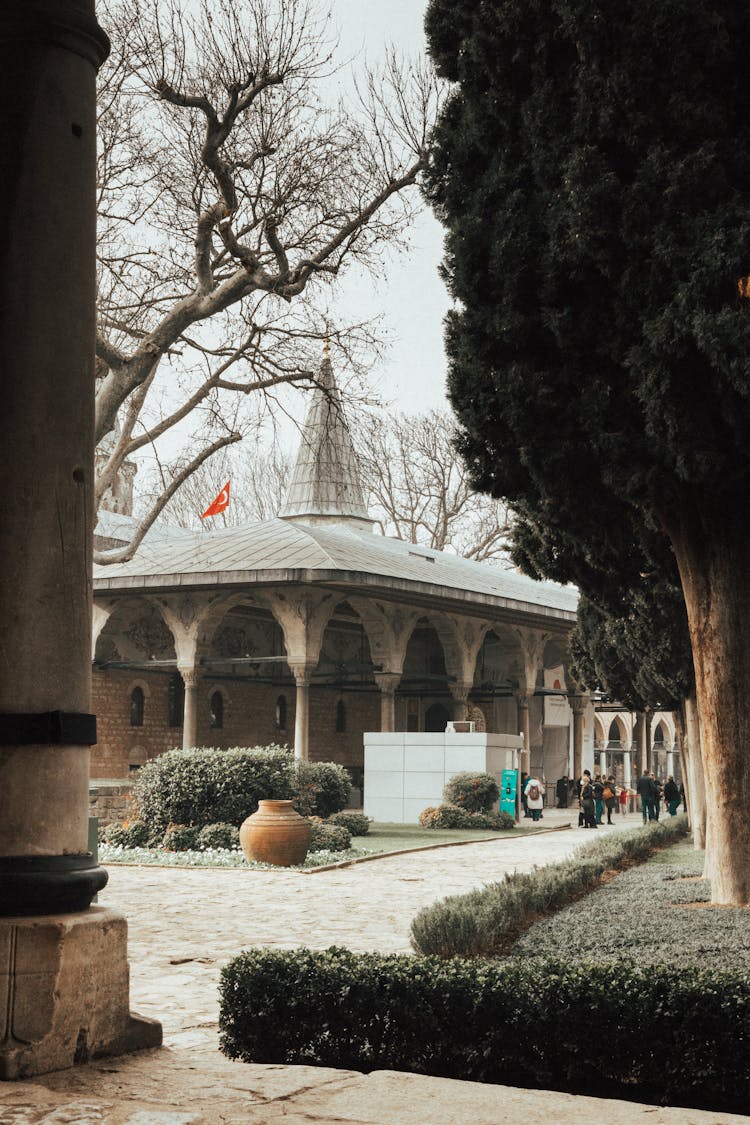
[325, 0, 451, 415]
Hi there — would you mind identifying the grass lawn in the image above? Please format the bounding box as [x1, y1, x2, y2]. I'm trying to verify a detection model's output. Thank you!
[509, 838, 750, 969]
[343, 820, 535, 857]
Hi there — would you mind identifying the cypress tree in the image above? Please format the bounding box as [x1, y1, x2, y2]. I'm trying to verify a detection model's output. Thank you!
[425, 0, 750, 901]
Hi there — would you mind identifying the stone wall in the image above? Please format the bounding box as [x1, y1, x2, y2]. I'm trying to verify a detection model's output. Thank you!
[89, 780, 136, 826]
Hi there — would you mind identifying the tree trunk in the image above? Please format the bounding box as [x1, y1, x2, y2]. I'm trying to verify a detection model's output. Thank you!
[684, 691, 706, 852]
[667, 498, 750, 903]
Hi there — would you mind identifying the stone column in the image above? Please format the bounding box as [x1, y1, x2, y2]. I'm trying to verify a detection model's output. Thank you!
[0, 0, 161, 1077]
[373, 672, 401, 732]
[635, 712, 647, 775]
[600, 749, 607, 776]
[645, 711, 653, 773]
[623, 743, 633, 788]
[450, 681, 472, 724]
[570, 695, 587, 781]
[290, 664, 314, 760]
[180, 667, 200, 750]
[515, 692, 532, 774]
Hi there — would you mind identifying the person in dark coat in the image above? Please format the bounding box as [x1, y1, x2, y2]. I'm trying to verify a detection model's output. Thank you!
[579, 777, 597, 829]
[556, 775, 570, 808]
[603, 775, 617, 825]
[663, 775, 680, 816]
[636, 769, 655, 823]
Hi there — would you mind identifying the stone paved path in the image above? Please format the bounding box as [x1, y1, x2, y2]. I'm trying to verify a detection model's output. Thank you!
[4, 812, 746, 1124]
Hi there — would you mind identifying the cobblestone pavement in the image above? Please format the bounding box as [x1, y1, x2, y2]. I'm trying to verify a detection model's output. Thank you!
[4, 812, 744, 1124]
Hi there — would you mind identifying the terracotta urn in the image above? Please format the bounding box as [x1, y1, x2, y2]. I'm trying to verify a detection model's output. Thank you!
[239, 799, 311, 867]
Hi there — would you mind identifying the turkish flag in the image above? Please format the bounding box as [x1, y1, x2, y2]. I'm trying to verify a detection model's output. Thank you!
[200, 481, 230, 518]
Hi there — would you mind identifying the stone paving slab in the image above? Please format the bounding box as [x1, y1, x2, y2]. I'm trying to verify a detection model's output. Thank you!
[4, 812, 738, 1124]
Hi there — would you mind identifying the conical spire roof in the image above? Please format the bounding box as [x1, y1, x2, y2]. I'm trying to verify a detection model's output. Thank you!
[279, 349, 374, 531]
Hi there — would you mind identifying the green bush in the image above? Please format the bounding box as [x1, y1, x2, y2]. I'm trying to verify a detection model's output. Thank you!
[308, 818, 351, 853]
[418, 804, 514, 830]
[469, 809, 515, 830]
[132, 745, 295, 833]
[100, 820, 150, 848]
[162, 823, 201, 851]
[411, 818, 688, 958]
[197, 822, 240, 850]
[328, 811, 370, 836]
[218, 945, 750, 1113]
[444, 771, 500, 813]
[292, 761, 351, 818]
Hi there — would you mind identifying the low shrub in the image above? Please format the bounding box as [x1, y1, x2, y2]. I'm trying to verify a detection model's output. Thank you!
[419, 804, 474, 829]
[132, 745, 296, 833]
[328, 811, 370, 836]
[292, 761, 351, 818]
[100, 820, 150, 848]
[418, 804, 514, 830]
[469, 809, 515, 830]
[411, 817, 688, 958]
[162, 823, 201, 851]
[443, 771, 500, 813]
[218, 945, 750, 1113]
[308, 818, 351, 853]
[197, 822, 240, 850]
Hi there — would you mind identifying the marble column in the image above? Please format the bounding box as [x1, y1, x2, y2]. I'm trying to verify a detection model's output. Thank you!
[515, 692, 532, 775]
[180, 667, 200, 750]
[290, 665, 313, 761]
[374, 673, 401, 732]
[0, 0, 161, 1077]
[570, 695, 587, 781]
[635, 712, 647, 775]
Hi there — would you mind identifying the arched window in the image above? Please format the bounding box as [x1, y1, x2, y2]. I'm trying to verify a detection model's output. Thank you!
[168, 673, 184, 727]
[607, 720, 621, 745]
[129, 686, 144, 727]
[335, 699, 346, 733]
[210, 690, 224, 730]
[276, 694, 287, 732]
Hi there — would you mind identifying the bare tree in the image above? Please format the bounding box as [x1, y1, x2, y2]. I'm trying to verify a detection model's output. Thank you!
[94, 0, 441, 563]
[138, 441, 293, 529]
[353, 410, 513, 563]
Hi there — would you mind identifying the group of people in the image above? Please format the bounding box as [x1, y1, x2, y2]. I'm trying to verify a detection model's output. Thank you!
[522, 768, 685, 827]
[575, 769, 684, 828]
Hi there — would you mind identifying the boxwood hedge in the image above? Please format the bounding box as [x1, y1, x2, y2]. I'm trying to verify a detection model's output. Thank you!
[219, 946, 750, 1112]
[411, 817, 688, 959]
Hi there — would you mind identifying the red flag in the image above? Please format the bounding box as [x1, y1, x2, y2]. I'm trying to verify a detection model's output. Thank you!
[200, 481, 230, 519]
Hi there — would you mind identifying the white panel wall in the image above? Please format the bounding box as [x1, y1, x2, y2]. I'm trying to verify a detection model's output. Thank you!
[364, 732, 523, 824]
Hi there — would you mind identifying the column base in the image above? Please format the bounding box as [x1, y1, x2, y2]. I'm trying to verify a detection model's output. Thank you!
[0, 906, 162, 1080]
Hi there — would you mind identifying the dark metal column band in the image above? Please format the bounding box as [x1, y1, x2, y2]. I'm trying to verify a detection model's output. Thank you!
[0, 711, 97, 746]
[0, 854, 108, 916]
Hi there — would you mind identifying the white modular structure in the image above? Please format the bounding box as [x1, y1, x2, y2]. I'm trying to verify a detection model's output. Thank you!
[364, 731, 523, 824]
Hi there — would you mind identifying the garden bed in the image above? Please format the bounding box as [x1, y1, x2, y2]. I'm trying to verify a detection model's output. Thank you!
[99, 820, 538, 870]
[509, 838, 750, 968]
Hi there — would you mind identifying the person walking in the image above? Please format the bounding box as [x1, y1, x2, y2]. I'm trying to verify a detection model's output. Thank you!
[618, 784, 629, 816]
[556, 775, 570, 808]
[663, 775, 680, 816]
[636, 768, 655, 823]
[650, 773, 662, 821]
[579, 776, 597, 829]
[524, 775, 546, 822]
[592, 774, 605, 825]
[603, 776, 617, 825]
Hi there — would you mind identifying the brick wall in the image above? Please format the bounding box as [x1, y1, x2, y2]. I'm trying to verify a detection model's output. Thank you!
[88, 780, 135, 825]
[92, 668, 381, 778]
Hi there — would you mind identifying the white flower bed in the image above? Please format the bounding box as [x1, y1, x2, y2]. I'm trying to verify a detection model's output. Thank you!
[99, 843, 366, 870]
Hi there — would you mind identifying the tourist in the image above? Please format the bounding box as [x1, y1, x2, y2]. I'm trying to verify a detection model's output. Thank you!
[663, 775, 680, 816]
[650, 773, 662, 821]
[592, 774, 605, 824]
[556, 775, 570, 808]
[521, 771, 530, 818]
[524, 774, 545, 822]
[618, 784, 629, 816]
[579, 776, 597, 829]
[636, 769, 655, 823]
[576, 769, 592, 798]
[603, 776, 617, 825]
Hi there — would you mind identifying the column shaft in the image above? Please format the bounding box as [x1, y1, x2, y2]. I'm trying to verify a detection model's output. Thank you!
[294, 679, 311, 760]
[180, 669, 199, 750]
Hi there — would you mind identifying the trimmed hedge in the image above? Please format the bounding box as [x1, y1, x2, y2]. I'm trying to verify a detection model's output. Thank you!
[218, 946, 750, 1112]
[411, 817, 688, 958]
[293, 761, 352, 818]
[419, 804, 514, 830]
[328, 811, 370, 836]
[132, 745, 296, 832]
[308, 818, 351, 853]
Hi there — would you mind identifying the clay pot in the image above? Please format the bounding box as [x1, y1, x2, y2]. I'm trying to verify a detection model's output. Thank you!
[239, 799, 311, 867]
